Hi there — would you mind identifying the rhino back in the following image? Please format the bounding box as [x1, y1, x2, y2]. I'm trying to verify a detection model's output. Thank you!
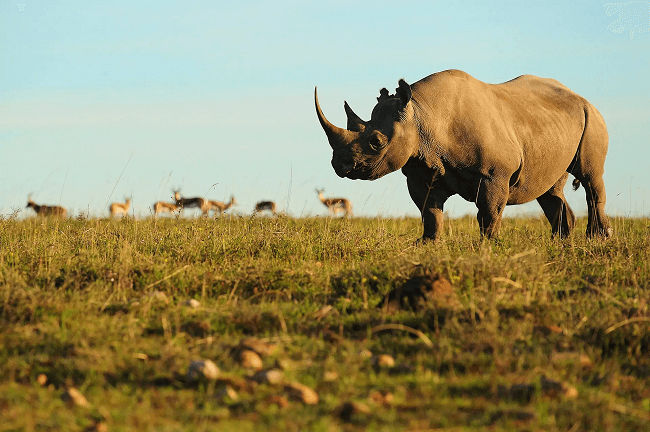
[410, 71, 591, 204]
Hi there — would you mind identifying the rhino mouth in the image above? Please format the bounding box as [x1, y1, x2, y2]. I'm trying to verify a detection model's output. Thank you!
[333, 160, 384, 181]
[333, 160, 356, 177]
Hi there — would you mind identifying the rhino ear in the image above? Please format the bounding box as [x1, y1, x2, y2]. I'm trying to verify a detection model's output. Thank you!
[395, 79, 412, 106]
[344, 101, 366, 132]
[377, 88, 390, 102]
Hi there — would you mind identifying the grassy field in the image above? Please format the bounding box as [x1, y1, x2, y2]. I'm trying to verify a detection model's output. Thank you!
[1, 214, 649, 431]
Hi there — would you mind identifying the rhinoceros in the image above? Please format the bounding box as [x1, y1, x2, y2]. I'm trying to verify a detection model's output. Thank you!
[315, 69, 613, 242]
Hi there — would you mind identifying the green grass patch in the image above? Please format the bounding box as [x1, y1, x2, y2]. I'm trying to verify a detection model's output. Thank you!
[1, 215, 649, 431]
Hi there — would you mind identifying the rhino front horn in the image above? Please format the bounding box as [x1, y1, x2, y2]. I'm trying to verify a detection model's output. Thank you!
[315, 87, 359, 149]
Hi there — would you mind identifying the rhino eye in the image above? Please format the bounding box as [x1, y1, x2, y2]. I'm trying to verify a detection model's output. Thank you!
[368, 132, 388, 152]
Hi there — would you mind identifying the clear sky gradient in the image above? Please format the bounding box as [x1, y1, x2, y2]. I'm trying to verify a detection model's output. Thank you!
[2, 1, 649, 219]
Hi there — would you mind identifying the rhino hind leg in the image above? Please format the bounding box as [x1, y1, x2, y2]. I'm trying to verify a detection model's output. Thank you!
[569, 105, 613, 238]
[536, 173, 576, 238]
[580, 175, 613, 238]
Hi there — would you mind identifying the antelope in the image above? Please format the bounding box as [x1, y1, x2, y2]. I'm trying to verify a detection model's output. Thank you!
[316, 189, 352, 217]
[253, 200, 277, 216]
[173, 189, 206, 215]
[153, 201, 180, 217]
[26, 195, 67, 218]
[205, 196, 237, 217]
[109, 197, 131, 218]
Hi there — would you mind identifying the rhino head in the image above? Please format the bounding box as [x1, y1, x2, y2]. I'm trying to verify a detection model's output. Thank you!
[315, 79, 420, 180]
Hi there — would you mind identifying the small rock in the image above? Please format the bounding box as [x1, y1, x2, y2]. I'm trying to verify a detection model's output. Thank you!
[368, 390, 394, 405]
[134, 353, 148, 361]
[86, 423, 109, 432]
[563, 384, 578, 398]
[373, 354, 395, 368]
[215, 385, 238, 401]
[240, 338, 278, 357]
[550, 352, 592, 368]
[187, 359, 220, 382]
[61, 387, 90, 408]
[184, 299, 201, 308]
[151, 290, 169, 303]
[251, 369, 284, 385]
[323, 371, 339, 382]
[267, 395, 289, 408]
[534, 325, 563, 336]
[217, 376, 249, 392]
[359, 349, 373, 359]
[336, 401, 371, 421]
[579, 355, 593, 368]
[239, 349, 263, 370]
[541, 375, 578, 399]
[286, 382, 319, 405]
[37, 374, 48, 386]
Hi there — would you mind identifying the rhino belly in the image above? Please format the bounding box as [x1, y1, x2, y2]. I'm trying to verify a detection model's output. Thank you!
[507, 158, 574, 204]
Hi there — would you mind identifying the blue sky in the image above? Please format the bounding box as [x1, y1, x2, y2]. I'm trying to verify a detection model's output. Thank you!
[1, 0, 649, 218]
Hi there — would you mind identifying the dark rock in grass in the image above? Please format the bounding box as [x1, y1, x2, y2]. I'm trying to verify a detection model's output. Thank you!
[496, 383, 536, 403]
[381, 271, 461, 312]
[240, 337, 278, 357]
[181, 320, 211, 337]
[251, 368, 284, 385]
[540, 375, 578, 399]
[265, 395, 289, 408]
[336, 401, 371, 422]
[286, 382, 319, 405]
[61, 387, 90, 408]
[509, 383, 536, 403]
[533, 324, 563, 336]
[187, 360, 220, 382]
[101, 304, 130, 315]
[215, 385, 239, 401]
[184, 299, 201, 309]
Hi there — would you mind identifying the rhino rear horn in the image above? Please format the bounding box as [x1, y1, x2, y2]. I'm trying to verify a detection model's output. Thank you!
[396, 79, 412, 106]
[344, 102, 366, 132]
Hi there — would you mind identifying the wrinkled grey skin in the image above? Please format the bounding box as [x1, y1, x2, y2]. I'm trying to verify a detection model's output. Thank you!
[315, 69, 613, 242]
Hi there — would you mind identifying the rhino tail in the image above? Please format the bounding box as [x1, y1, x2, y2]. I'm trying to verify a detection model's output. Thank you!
[572, 178, 581, 191]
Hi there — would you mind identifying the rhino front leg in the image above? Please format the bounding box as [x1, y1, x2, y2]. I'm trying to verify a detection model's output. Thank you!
[536, 173, 576, 238]
[407, 175, 451, 243]
[475, 177, 509, 239]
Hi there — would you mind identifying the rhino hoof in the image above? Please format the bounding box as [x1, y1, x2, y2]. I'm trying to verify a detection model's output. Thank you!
[415, 236, 436, 246]
[586, 226, 613, 239]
